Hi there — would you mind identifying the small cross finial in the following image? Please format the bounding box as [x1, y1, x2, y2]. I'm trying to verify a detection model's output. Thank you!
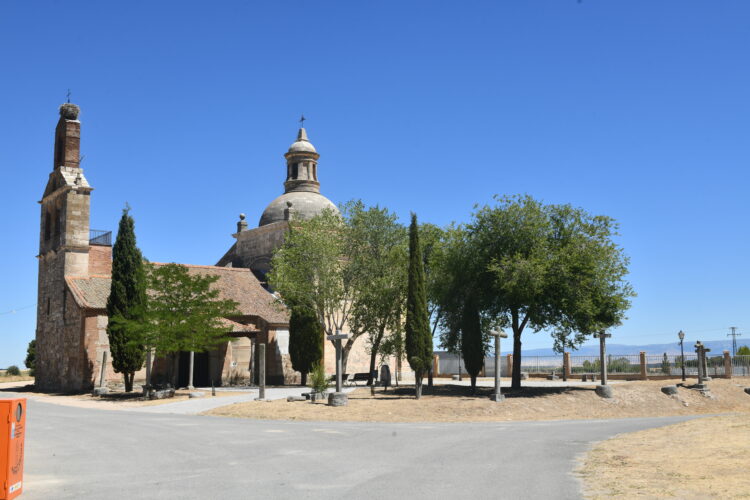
[66, 89, 71, 103]
[299, 114, 306, 127]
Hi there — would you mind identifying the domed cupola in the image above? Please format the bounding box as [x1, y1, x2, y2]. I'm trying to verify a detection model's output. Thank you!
[258, 125, 339, 226]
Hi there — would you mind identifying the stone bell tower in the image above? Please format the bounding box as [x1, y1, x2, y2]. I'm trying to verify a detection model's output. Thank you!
[35, 101, 94, 392]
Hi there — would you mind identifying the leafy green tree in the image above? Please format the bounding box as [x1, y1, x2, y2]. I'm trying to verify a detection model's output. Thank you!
[269, 208, 355, 367]
[345, 201, 408, 384]
[405, 214, 433, 399]
[126, 263, 240, 387]
[270, 202, 408, 376]
[737, 345, 750, 356]
[467, 195, 634, 389]
[289, 306, 324, 386]
[25, 339, 36, 376]
[106, 206, 147, 392]
[419, 223, 447, 389]
[5, 365, 21, 376]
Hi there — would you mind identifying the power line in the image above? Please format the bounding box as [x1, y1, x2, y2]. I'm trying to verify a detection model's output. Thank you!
[728, 326, 742, 356]
[0, 304, 36, 316]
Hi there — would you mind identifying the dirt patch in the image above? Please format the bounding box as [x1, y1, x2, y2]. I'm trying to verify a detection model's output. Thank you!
[579, 414, 750, 499]
[0, 375, 34, 384]
[0, 383, 249, 410]
[206, 379, 750, 423]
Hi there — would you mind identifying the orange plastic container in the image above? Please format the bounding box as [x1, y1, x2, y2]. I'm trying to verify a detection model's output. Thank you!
[0, 399, 25, 499]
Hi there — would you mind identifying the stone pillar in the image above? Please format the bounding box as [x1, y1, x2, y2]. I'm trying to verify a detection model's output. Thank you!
[257, 344, 266, 400]
[563, 352, 571, 381]
[506, 354, 513, 377]
[639, 351, 647, 380]
[433, 354, 440, 376]
[723, 350, 732, 379]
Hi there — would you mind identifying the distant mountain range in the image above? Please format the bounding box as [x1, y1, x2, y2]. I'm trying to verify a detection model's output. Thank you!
[515, 339, 746, 357]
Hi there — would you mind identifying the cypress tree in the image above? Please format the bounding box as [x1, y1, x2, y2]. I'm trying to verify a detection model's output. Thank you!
[288, 306, 324, 386]
[461, 300, 485, 394]
[405, 213, 433, 399]
[106, 206, 146, 392]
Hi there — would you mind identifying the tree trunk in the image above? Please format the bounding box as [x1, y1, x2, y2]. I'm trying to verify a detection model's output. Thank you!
[470, 374, 477, 394]
[124, 372, 134, 392]
[512, 326, 522, 390]
[301, 372, 307, 386]
[427, 365, 433, 393]
[414, 370, 423, 399]
[367, 329, 385, 386]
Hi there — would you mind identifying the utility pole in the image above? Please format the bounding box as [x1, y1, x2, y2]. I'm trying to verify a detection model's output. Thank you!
[728, 327, 741, 356]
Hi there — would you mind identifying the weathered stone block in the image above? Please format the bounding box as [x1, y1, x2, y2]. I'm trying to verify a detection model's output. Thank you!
[661, 385, 678, 396]
[489, 393, 505, 402]
[595, 385, 614, 398]
[188, 392, 206, 398]
[328, 392, 348, 407]
[92, 387, 108, 396]
[152, 388, 175, 399]
[287, 395, 306, 402]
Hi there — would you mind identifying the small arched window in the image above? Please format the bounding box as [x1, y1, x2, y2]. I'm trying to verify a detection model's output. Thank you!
[291, 163, 299, 179]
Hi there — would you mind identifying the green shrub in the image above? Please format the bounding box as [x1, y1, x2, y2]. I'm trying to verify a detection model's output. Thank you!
[5, 365, 21, 376]
[309, 362, 329, 395]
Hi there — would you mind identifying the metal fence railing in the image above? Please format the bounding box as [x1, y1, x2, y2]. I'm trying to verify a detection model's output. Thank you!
[519, 356, 564, 374]
[436, 353, 750, 378]
[569, 354, 641, 374]
[89, 229, 112, 246]
[731, 355, 750, 377]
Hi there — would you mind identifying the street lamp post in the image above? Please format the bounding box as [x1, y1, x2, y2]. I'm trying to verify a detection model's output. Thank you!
[678, 330, 686, 382]
[489, 329, 508, 402]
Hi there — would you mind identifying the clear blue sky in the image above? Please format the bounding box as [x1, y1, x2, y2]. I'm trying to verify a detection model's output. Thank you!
[1, 1, 749, 367]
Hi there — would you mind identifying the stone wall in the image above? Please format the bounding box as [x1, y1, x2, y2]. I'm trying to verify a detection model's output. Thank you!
[88, 245, 112, 275]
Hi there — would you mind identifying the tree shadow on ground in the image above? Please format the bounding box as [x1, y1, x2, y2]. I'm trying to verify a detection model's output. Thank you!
[361, 384, 595, 400]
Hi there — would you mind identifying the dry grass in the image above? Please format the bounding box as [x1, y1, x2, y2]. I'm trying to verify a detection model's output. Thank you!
[0, 371, 34, 383]
[579, 414, 750, 499]
[206, 379, 750, 423]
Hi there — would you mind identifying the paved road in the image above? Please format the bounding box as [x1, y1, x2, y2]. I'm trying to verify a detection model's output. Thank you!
[13, 397, 695, 499]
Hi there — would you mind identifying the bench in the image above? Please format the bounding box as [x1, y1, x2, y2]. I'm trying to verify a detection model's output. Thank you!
[329, 373, 349, 384]
[348, 371, 377, 386]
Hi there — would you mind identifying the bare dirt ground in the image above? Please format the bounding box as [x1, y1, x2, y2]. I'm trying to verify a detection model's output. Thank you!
[579, 414, 750, 499]
[206, 378, 750, 422]
[0, 381, 248, 410]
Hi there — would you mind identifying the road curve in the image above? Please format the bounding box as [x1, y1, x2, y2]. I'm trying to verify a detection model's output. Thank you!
[17, 398, 695, 499]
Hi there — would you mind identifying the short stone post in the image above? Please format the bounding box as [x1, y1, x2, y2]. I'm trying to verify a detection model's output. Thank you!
[188, 351, 195, 390]
[433, 354, 440, 376]
[99, 351, 108, 388]
[594, 331, 613, 398]
[723, 351, 732, 379]
[695, 341, 711, 382]
[563, 352, 571, 382]
[639, 351, 647, 380]
[256, 343, 266, 400]
[489, 330, 508, 402]
[505, 354, 513, 377]
[327, 331, 349, 406]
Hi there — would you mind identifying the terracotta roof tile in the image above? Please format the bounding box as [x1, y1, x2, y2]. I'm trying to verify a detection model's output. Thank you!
[65, 263, 289, 325]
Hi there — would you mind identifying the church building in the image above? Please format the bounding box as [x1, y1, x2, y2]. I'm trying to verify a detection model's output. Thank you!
[34, 102, 372, 392]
